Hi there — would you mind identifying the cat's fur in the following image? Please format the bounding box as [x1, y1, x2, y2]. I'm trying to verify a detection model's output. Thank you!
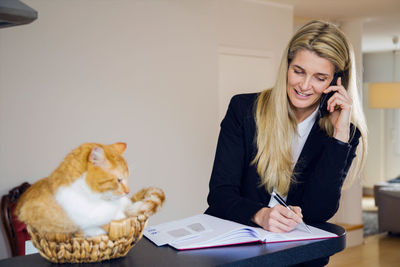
[15, 142, 158, 237]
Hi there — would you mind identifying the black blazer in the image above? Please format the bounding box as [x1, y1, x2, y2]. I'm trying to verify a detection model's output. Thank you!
[205, 93, 361, 226]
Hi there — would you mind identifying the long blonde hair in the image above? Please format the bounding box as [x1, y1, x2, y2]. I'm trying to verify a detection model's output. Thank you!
[252, 20, 368, 195]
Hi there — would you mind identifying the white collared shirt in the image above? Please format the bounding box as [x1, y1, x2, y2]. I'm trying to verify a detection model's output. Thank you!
[291, 107, 319, 165]
[268, 107, 319, 207]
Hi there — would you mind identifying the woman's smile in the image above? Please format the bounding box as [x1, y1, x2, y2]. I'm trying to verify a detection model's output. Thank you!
[294, 88, 312, 98]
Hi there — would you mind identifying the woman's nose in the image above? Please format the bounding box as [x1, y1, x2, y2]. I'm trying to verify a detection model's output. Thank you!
[300, 76, 312, 90]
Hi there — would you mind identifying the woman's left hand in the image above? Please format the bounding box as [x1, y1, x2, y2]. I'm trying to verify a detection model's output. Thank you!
[323, 77, 352, 143]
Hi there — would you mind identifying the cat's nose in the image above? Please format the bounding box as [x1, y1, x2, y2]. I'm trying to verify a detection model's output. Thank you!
[123, 185, 130, 194]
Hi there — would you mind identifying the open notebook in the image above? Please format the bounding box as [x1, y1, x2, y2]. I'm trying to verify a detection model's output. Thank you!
[143, 214, 337, 250]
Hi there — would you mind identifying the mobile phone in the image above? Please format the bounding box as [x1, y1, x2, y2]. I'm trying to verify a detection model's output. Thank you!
[319, 72, 342, 117]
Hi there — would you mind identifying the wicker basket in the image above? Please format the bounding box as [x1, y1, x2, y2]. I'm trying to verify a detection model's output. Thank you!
[26, 187, 164, 263]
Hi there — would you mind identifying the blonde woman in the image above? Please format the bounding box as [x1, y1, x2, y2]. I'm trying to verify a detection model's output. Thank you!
[206, 20, 367, 252]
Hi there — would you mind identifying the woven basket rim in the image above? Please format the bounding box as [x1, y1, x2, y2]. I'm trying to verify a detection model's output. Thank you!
[27, 214, 149, 263]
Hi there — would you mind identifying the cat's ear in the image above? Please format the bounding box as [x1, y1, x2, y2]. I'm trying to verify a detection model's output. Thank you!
[89, 146, 106, 167]
[112, 142, 127, 154]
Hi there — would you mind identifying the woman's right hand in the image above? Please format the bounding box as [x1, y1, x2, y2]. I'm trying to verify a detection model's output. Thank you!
[252, 205, 303, 232]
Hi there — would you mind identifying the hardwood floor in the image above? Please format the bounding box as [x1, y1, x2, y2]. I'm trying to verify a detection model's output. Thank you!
[328, 233, 400, 267]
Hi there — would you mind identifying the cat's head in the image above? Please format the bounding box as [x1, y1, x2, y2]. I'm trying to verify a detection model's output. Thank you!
[85, 142, 130, 199]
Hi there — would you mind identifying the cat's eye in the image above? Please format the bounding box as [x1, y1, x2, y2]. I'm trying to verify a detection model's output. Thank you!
[117, 178, 123, 183]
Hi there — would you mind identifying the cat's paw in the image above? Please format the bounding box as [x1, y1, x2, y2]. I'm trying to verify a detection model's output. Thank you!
[126, 187, 165, 217]
[125, 201, 145, 217]
[83, 227, 107, 237]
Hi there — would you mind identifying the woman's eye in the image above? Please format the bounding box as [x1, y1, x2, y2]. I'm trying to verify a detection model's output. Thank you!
[294, 69, 303, 74]
[316, 77, 326, 82]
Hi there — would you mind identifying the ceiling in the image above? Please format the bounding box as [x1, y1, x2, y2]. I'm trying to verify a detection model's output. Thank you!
[266, 0, 400, 53]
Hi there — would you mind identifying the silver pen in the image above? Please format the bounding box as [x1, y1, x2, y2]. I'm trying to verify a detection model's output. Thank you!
[272, 191, 312, 233]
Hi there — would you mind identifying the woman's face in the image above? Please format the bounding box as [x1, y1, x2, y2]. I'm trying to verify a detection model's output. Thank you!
[286, 49, 335, 121]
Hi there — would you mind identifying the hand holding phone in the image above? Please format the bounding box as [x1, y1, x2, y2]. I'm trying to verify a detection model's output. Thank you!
[319, 72, 342, 117]
[318, 71, 353, 143]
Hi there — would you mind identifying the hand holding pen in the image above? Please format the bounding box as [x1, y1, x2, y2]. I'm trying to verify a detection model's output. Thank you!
[252, 191, 311, 233]
[271, 191, 312, 233]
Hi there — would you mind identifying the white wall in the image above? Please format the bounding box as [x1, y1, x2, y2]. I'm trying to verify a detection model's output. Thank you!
[363, 51, 400, 186]
[0, 0, 293, 259]
[0, 0, 219, 259]
[217, 0, 293, 119]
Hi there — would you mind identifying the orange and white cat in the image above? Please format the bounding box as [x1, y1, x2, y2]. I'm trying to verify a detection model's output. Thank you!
[16, 142, 160, 237]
